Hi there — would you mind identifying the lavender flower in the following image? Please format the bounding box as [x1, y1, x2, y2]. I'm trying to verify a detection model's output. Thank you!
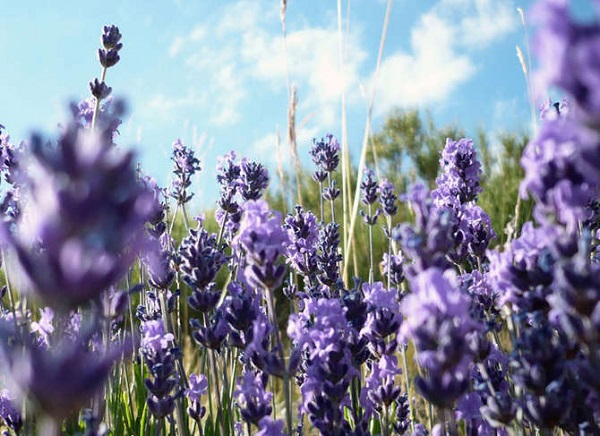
[283, 206, 319, 278]
[233, 199, 289, 290]
[393, 183, 457, 276]
[98, 25, 122, 69]
[432, 137, 482, 208]
[361, 354, 402, 417]
[532, 0, 600, 120]
[401, 268, 479, 409]
[315, 223, 343, 293]
[140, 320, 178, 420]
[378, 178, 398, 217]
[310, 134, 340, 174]
[185, 373, 208, 422]
[289, 298, 357, 434]
[179, 218, 227, 312]
[360, 282, 402, 357]
[170, 139, 201, 205]
[234, 368, 273, 427]
[239, 158, 269, 201]
[10, 106, 154, 309]
[0, 316, 129, 423]
[524, 121, 600, 230]
[361, 169, 378, 206]
[223, 282, 262, 349]
[256, 416, 285, 436]
[381, 252, 405, 288]
[486, 221, 561, 313]
[0, 389, 22, 434]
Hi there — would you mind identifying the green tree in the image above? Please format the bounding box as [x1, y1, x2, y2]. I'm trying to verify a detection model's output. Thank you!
[367, 109, 464, 189]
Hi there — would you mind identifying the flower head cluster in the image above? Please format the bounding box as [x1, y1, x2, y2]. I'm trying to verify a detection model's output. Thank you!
[215, 152, 270, 241]
[432, 138, 482, 207]
[487, 222, 562, 313]
[234, 200, 289, 290]
[170, 139, 201, 205]
[288, 298, 357, 433]
[432, 137, 495, 261]
[98, 25, 122, 69]
[234, 368, 273, 427]
[360, 169, 381, 225]
[283, 206, 319, 278]
[239, 158, 269, 201]
[360, 282, 402, 357]
[185, 373, 208, 422]
[309, 134, 340, 181]
[179, 218, 227, 313]
[520, 112, 600, 229]
[140, 320, 179, 419]
[361, 354, 402, 418]
[377, 178, 398, 217]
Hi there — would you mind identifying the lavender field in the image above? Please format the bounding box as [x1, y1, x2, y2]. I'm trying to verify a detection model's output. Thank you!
[0, 0, 599, 435]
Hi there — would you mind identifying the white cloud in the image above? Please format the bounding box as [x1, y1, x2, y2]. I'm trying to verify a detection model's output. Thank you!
[371, 0, 517, 116]
[439, 0, 518, 48]
[373, 11, 475, 115]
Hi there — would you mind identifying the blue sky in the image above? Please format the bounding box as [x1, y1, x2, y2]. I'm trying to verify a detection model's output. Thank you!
[1, 0, 557, 210]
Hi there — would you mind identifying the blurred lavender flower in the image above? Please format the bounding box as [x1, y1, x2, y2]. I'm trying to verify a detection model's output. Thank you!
[10, 105, 154, 309]
[234, 368, 273, 427]
[30, 307, 55, 349]
[256, 416, 285, 436]
[532, 0, 600, 120]
[487, 221, 561, 313]
[393, 183, 457, 276]
[144, 234, 176, 291]
[140, 319, 178, 420]
[170, 139, 201, 205]
[0, 316, 129, 423]
[520, 113, 600, 230]
[401, 268, 480, 409]
[0, 127, 23, 225]
[73, 97, 123, 138]
[0, 389, 22, 435]
[509, 315, 582, 431]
